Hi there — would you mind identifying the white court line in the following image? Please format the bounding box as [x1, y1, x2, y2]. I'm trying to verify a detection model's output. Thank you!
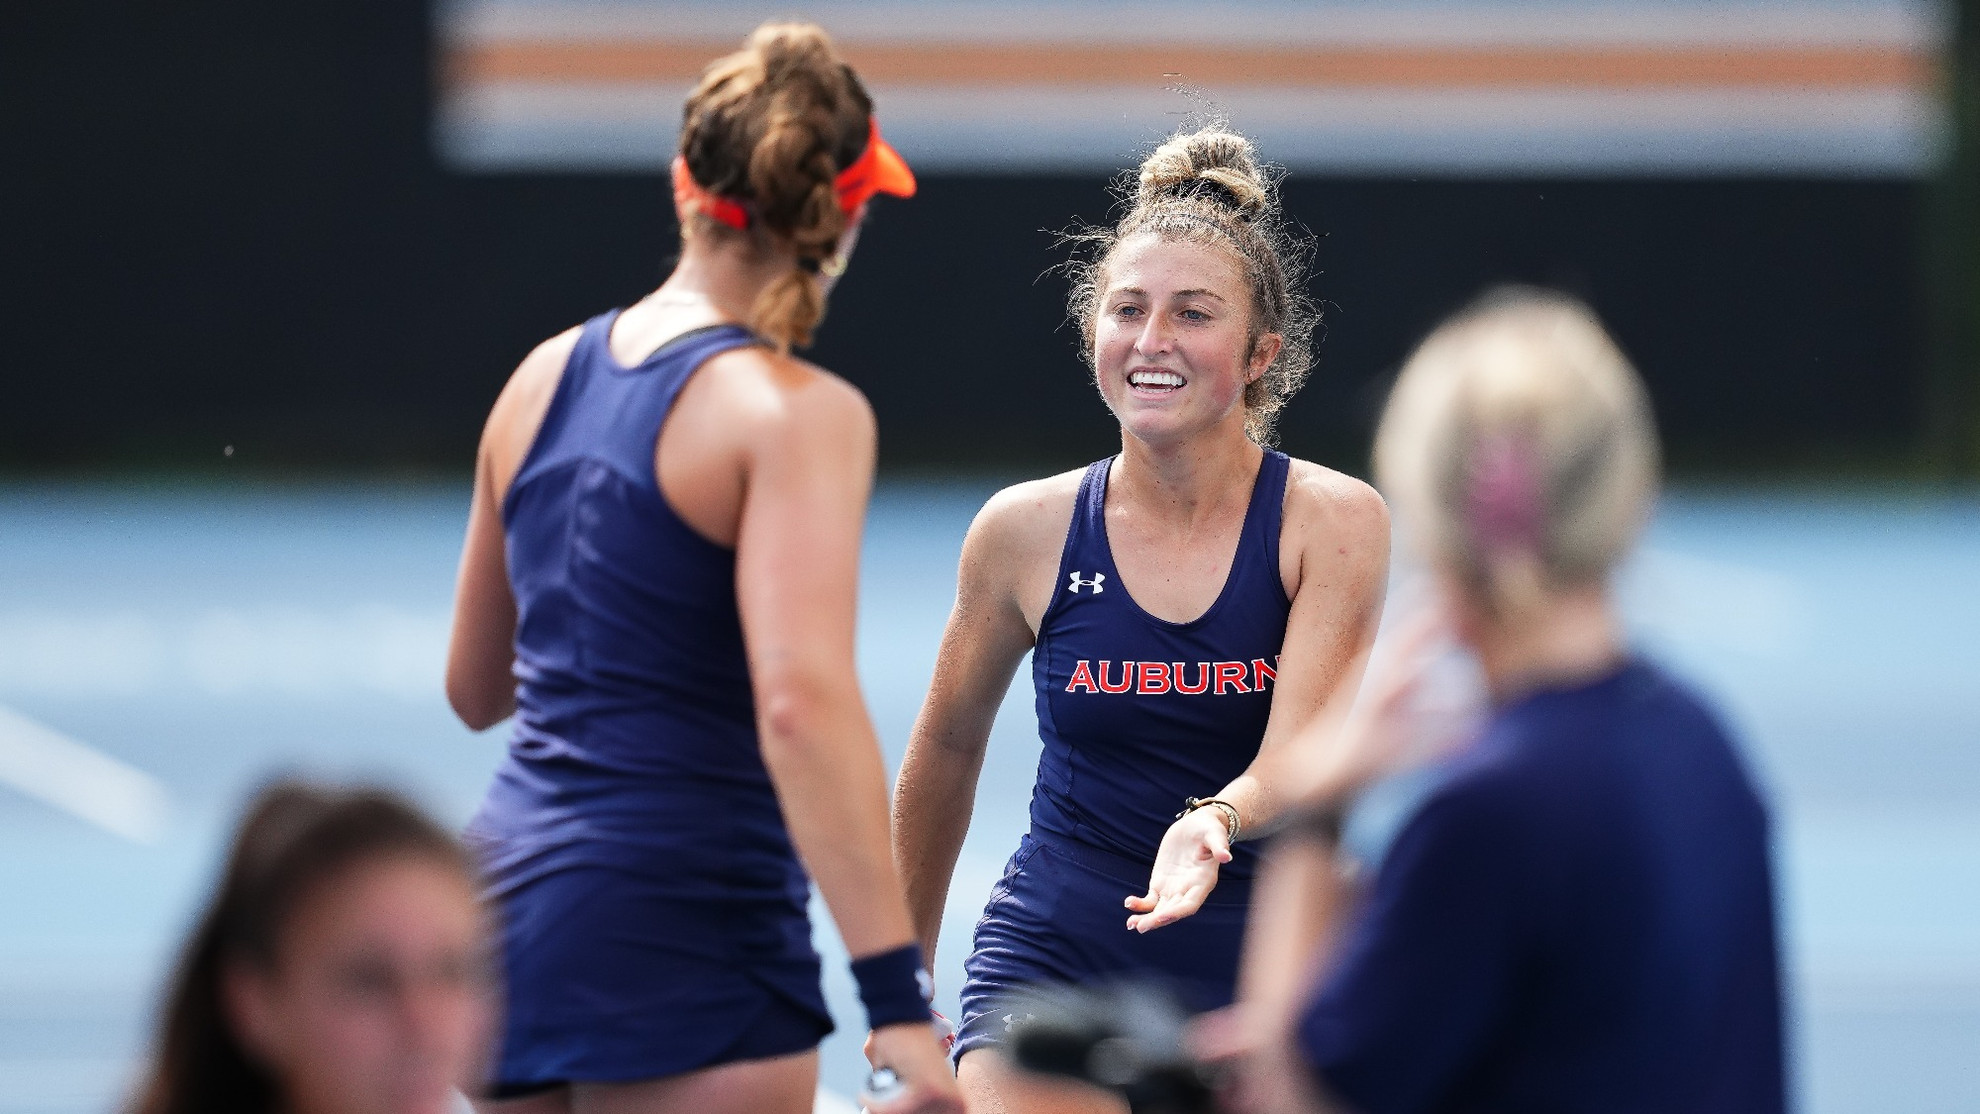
[0, 704, 169, 843]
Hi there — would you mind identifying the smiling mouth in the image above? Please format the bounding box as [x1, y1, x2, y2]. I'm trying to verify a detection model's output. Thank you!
[1128, 369, 1185, 392]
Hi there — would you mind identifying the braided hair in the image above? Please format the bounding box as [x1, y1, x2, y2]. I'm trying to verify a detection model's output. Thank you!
[678, 23, 876, 351]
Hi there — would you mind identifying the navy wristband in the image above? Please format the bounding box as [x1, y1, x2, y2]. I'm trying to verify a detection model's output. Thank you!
[851, 943, 931, 1030]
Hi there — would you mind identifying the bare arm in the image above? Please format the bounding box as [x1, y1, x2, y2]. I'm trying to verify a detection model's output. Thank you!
[1214, 471, 1392, 834]
[726, 369, 921, 958]
[445, 330, 575, 731]
[891, 487, 1055, 967]
[445, 448, 517, 730]
[693, 349, 956, 1109]
[1202, 611, 1463, 1114]
[1239, 838, 1351, 1034]
[1127, 469, 1389, 932]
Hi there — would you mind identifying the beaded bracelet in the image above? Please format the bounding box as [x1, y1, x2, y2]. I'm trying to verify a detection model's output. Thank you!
[1178, 796, 1242, 843]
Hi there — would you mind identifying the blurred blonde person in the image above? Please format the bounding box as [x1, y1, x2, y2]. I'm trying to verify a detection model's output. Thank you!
[1199, 289, 1786, 1114]
[130, 781, 492, 1114]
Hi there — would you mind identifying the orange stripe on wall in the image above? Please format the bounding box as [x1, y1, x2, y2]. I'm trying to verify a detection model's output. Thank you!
[446, 40, 1935, 91]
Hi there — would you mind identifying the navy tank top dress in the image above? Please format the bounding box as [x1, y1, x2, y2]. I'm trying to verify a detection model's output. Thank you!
[464, 310, 833, 1090]
[954, 450, 1293, 1060]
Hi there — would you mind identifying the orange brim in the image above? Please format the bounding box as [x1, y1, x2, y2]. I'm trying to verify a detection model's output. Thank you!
[835, 119, 917, 213]
[864, 133, 916, 199]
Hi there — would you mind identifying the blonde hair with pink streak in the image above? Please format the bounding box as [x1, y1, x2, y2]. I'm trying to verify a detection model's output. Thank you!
[1374, 287, 1661, 618]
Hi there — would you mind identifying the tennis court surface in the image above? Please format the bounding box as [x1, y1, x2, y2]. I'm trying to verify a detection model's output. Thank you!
[0, 480, 1974, 1113]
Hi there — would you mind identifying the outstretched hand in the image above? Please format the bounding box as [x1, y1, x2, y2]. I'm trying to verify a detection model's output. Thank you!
[1126, 807, 1232, 933]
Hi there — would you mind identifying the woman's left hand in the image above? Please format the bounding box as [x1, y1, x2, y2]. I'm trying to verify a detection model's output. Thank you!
[1125, 807, 1233, 932]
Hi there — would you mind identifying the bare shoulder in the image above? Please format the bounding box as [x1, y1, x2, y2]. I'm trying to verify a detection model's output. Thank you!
[967, 469, 1085, 570]
[488, 327, 579, 430]
[695, 346, 876, 448]
[482, 325, 583, 486]
[1280, 458, 1390, 596]
[523, 327, 583, 377]
[1284, 459, 1388, 538]
[956, 468, 1085, 627]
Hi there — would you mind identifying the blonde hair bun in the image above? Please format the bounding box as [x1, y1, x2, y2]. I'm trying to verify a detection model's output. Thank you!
[1064, 123, 1315, 444]
[1137, 129, 1268, 220]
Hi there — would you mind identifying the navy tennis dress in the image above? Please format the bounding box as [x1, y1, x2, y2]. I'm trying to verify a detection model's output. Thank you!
[464, 311, 833, 1090]
[954, 450, 1293, 1060]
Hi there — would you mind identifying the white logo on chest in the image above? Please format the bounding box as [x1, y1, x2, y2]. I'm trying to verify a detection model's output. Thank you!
[1067, 571, 1106, 595]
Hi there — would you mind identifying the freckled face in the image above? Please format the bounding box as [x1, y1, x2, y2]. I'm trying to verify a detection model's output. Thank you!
[1092, 233, 1279, 446]
[230, 858, 494, 1114]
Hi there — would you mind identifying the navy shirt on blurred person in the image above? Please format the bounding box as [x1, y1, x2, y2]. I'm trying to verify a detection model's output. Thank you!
[1298, 659, 1785, 1114]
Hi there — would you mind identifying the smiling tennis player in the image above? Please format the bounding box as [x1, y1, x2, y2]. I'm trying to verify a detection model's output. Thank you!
[888, 125, 1390, 1114]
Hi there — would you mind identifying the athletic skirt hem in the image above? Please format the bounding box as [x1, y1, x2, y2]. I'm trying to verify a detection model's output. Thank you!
[485, 861, 834, 1086]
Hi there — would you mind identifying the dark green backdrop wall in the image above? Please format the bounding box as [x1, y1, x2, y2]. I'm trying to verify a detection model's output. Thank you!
[4, 0, 1929, 477]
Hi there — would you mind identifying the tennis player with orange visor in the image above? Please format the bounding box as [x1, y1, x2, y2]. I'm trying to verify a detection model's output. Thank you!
[448, 22, 956, 1114]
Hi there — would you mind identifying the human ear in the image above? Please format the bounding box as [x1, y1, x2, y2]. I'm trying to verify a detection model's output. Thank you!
[669, 156, 697, 228]
[1248, 332, 1284, 382]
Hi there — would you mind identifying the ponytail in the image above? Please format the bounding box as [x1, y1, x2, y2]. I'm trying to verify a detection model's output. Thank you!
[678, 23, 876, 351]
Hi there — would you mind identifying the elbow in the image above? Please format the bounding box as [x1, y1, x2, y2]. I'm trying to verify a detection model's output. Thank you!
[453, 703, 504, 734]
[449, 694, 504, 733]
[446, 670, 511, 732]
[755, 673, 844, 764]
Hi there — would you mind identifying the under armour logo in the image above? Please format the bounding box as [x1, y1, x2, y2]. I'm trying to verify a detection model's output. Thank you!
[1002, 1011, 1036, 1033]
[1068, 571, 1106, 595]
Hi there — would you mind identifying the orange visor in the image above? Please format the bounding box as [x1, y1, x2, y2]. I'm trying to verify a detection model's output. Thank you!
[832, 117, 917, 214]
[671, 158, 752, 230]
[674, 117, 915, 232]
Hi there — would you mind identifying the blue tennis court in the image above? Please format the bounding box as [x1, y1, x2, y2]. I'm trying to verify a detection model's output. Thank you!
[0, 480, 1975, 1113]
